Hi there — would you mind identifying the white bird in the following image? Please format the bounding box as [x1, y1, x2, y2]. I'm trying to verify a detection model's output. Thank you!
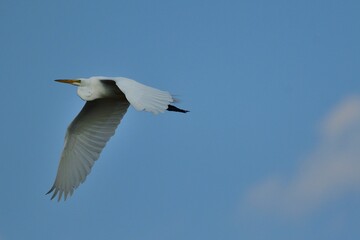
[47, 76, 188, 201]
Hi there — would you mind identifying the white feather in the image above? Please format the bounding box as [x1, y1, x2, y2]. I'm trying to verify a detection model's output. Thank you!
[113, 77, 174, 114]
[48, 98, 129, 201]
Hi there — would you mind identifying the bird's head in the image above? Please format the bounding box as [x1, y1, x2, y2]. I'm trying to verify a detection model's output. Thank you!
[55, 79, 81, 86]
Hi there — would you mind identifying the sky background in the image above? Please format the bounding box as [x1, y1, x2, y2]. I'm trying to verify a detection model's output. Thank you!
[1, 0, 360, 239]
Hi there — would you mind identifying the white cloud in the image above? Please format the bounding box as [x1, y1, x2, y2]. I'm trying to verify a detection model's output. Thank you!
[322, 96, 360, 137]
[244, 96, 360, 216]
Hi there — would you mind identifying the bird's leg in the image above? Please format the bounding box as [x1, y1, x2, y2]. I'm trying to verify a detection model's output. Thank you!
[167, 105, 189, 113]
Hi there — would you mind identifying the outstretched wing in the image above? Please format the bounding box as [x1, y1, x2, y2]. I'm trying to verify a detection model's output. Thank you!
[47, 98, 130, 201]
[113, 77, 175, 114]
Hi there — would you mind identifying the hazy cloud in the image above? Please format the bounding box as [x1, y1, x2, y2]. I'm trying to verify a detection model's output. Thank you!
[322, 96, 360, 137]
[244, 96, 360, 216]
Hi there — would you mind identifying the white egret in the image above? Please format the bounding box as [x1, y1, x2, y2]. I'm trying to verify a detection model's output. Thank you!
[47, 76, 188, 201]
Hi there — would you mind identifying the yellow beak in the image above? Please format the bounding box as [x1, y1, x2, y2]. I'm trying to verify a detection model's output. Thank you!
[55, 79, 81, 85]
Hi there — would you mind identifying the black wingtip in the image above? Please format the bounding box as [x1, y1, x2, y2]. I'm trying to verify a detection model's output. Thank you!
[46, 186, 57, 201]
[167, 105, 189, 113]
[46, 187, 54, 195]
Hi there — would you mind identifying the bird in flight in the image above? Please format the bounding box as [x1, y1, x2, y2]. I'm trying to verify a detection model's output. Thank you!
[47, 76, 188, 201]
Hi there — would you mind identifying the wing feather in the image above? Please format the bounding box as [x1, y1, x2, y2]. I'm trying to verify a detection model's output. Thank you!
[113, 77, 174, 114]
[48, 98, 129, 201]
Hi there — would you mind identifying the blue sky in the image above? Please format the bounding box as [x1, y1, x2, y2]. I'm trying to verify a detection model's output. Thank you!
[1, 0, 360, 239]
